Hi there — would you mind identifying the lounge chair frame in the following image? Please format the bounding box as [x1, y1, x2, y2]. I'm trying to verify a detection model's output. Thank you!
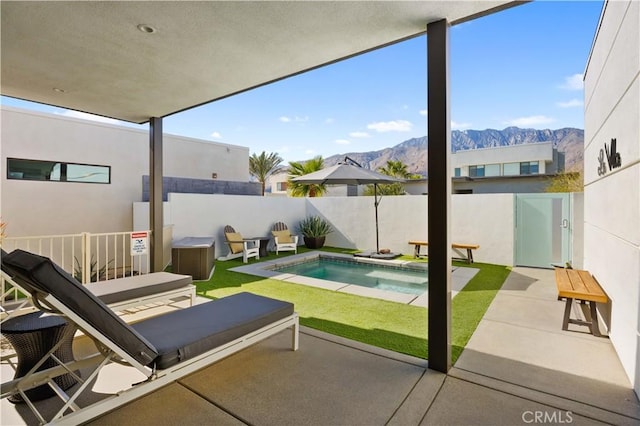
[1, 251, 298, 425]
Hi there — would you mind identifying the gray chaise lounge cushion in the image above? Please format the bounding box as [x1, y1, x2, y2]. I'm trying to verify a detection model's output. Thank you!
[1, 249, 158, 366]
[132, 292, 294, 369]
[85, 272, 192, 305]
[2, 249, 295, 370]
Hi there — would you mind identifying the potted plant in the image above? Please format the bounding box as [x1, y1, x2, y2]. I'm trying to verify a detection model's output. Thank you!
[297, 216, 333, 249]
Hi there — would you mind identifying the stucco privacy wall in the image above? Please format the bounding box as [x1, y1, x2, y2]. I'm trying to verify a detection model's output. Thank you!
[142, 192, 515, 265]
[583, 0, 639, 394]
[0, 106, 249, 236]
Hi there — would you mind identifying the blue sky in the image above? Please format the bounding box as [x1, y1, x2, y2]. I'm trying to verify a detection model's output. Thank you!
[2, 1, 603, 163]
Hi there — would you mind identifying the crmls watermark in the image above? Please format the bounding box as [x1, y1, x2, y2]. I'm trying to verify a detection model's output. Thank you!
[522, 410, 573, 424]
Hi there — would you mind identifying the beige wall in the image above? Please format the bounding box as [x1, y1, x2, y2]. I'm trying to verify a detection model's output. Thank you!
[583, 0, 639, 395]
[0, 106, 249, 237]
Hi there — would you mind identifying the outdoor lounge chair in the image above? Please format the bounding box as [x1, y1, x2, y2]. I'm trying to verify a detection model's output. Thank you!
[271, 222, 298, 255]
[0, 249, 298, 425]
[220, 225, 260, 263]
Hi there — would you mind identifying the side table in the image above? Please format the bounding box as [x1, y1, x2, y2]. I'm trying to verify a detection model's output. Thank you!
[2, 312, 78, 403]
[245, 237, 270, 258]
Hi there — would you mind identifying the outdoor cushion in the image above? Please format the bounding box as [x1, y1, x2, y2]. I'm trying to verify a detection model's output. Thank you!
[1, 250, 158, 366]
[131, 292, 294, 369]
[225, 232, 244, 254]
[85, 272, 192, 305]
[272, 230, 293, 244]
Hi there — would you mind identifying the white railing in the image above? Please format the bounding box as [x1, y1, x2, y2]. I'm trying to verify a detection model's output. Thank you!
[1, 231, 153, 305]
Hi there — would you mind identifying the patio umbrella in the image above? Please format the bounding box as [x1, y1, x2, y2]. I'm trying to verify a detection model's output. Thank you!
[291, 157, 403, 255]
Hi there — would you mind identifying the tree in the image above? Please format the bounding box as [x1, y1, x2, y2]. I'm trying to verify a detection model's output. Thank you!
[287, 156, 327, 197]
[545, 171, 583, 193]
[364, 160, 421, 196]
[249, 151, 283, 196]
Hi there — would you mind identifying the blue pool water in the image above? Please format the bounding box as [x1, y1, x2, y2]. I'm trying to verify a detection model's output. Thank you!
[274, 257, 428, 295]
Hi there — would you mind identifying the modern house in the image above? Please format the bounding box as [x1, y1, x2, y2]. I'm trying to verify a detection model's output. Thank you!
[0, 0, 638, 408]
[404, 142, 565, 194]
[1, 106, 257, 237]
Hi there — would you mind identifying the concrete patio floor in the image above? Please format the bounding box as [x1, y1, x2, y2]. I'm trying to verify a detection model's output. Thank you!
[2, 267, 639, 425]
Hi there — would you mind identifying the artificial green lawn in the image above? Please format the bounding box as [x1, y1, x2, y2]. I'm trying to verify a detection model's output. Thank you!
[194, 247, 511, 363]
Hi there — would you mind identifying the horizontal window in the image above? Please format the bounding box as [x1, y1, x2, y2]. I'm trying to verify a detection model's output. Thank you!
[503, 162, 520, 176]
[520, 161, 539, 175]
[469, 165, 485, 177]
[485, 164, 500, 177]
[7, 158, 111, 184]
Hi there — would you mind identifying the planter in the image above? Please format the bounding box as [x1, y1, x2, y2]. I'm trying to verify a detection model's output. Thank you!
[303, 236, 326, 249]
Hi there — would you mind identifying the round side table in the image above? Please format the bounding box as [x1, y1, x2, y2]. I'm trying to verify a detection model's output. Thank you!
[2, 311, 78, 403]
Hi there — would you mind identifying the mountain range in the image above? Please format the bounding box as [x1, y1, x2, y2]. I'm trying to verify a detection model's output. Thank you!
[324, 127, 584, 177]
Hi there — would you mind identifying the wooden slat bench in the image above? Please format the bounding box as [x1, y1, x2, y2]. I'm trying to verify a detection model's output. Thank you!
[554, 267, 608, 337]
[407, 241, 480, 263]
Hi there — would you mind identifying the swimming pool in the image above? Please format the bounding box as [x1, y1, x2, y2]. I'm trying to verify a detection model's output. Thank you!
[272, 256, 428, 296]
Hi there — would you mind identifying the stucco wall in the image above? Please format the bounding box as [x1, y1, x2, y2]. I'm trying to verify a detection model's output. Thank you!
[583, 0, 639, 395]
[0, 106, 249, 237]
[137, 192, 516, 266]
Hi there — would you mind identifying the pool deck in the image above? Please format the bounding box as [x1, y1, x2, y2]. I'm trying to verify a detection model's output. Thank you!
[229, 251, 479, 306]
[3, 267, 638, 425]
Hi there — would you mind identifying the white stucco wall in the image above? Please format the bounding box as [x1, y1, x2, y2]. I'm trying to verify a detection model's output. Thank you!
[137, 192, 516, 265]
[583, 0, 639, 395]
[0, 106, 249, 237]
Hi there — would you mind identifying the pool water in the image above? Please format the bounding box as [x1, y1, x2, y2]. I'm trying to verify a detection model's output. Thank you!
[274, 257, 427, 295]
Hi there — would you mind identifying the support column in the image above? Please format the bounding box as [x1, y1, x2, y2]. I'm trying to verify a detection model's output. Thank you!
[149, 117, 164, 272]
[427, 19, 452, 373]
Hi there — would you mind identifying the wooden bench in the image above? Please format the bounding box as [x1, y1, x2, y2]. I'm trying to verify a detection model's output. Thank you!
[408, 241, 480, 263]
[554, 267, 608, 337]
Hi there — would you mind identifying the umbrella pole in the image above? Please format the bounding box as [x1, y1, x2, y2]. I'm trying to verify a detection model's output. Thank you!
[374, 184, 380, 253]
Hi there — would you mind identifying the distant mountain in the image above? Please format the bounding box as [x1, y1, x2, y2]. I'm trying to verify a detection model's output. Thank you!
[323, 127, 584, 177]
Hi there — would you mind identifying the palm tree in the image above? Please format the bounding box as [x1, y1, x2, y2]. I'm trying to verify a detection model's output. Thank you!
[287, 156, 327, 197]
[364, 159, 420, 196]
[249, 151, 283, 196]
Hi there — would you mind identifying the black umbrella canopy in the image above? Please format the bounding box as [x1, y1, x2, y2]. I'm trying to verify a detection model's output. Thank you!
[291, 158, 403, 254]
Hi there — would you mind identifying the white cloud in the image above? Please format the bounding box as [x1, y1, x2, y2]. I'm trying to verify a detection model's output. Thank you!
[335, 139, 350, 145]
[58, 110, 121, 124]
[556, 99, 583, 108]
[559, 73, 584, 91]
[367, 120, 412, 133]
[305, 149, 316, 155]
[451, 121, 472, 130]
[325, 118, 335, 124]
[419, 109, 428, 116]
[210, 131, 222, 139]
[280, 115, 308, 123]
[504, 115, 555, 127]
[349, 131, 370, 138]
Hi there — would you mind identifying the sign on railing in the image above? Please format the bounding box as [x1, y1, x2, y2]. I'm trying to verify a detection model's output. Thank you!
[1, 230, 152, 285]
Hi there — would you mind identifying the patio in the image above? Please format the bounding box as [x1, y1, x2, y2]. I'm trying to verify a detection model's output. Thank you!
[2, 267, 638, 425]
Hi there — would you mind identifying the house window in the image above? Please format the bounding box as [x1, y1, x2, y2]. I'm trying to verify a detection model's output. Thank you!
[503, 162, 520, 176]
[7, 158, 111, 184]
[485, 164, 500, 177]
[454, 167, 461, 177]
[276, 182, 288, 191]
[520, 161, 540, 175]
[469, 165, 485, 177]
